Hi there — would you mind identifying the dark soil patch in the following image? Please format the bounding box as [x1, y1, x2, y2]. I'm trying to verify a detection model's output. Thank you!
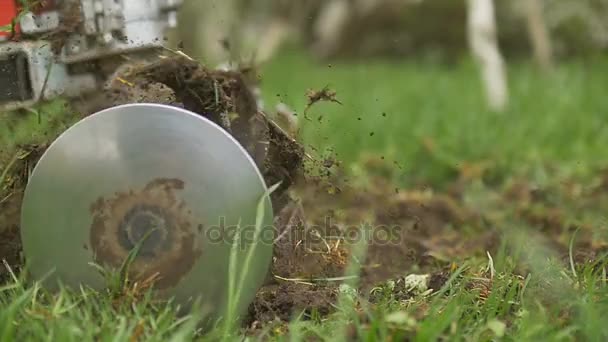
[246, 282, 338, 326]
[242, 159, 608, 325]
[286, 175, 492, 284]
[0, 144, 47, 279]
[0, 218, 21, 280]
[242, 172, 494, 326]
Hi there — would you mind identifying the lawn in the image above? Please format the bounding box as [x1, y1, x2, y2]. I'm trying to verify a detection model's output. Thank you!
[261, 51, 608, 186]
[1, 50, 608, 341]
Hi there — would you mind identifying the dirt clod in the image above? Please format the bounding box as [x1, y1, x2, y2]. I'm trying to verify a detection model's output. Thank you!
[108, 56, 306, 212]
[304, 86, 342, 119]
[246, 282, 338, 325]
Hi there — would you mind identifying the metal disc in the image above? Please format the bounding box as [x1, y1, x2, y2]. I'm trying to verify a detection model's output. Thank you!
[21, 103, 274, 320]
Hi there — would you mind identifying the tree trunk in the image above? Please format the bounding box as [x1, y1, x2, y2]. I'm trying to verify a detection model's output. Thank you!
[312, 0, 352, 59]
[466, 0, 508, 112]
[523, 0, 554, 72]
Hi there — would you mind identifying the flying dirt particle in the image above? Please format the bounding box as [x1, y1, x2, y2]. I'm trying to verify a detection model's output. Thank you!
[219, 38, 231, 51]
[322, 157, 336, 169]
[304, 86, 342, 115]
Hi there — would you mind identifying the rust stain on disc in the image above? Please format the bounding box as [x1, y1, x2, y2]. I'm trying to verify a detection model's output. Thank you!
[90, 178, 203, 289]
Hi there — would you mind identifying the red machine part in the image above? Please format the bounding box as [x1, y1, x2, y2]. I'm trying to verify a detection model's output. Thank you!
[0, 0, 20, 39]
[0, 0, 57, 39]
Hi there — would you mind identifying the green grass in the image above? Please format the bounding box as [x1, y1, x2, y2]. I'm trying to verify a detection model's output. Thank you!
[2, 51, 608, 340]
[260, 51, 608, 186]
[0, 100, 78, 151]
[3, 246, 608, 340]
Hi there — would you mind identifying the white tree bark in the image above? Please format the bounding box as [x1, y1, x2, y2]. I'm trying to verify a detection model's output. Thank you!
[312, 0, 351, 58]
[523, 0, 553, 72]
[250, 18, 292, 65]
[466, 0, 508, 112]
[182, 0, 237, 65]
[182, 0, 292, 66]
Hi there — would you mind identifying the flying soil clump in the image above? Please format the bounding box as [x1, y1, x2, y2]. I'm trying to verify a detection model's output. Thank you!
[103, 56, 306, 212]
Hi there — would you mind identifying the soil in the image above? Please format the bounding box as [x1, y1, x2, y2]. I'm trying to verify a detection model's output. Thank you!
[241, 173, 492, 329]
[100, 56, 306, 212]
[241, 160, 608, 328]
[246, 282, 338, 325]
[2, 55, 608, 332]
[0, 144, 47, 280]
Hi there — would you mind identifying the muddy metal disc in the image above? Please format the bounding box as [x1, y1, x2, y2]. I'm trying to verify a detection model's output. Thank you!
[21, 103, 274, 320]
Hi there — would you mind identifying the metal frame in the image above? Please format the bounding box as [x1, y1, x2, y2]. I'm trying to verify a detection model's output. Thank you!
[0, 0, 182, 110]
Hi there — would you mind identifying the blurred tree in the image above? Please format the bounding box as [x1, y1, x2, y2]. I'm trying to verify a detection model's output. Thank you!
[176, 0, 236, 64]
[176, 0, 322, 66]
[523, 0, 554, 72]
[174, 0, 607, 66]
[467, 0, 508, 112]
[545, 0, 608, 56]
